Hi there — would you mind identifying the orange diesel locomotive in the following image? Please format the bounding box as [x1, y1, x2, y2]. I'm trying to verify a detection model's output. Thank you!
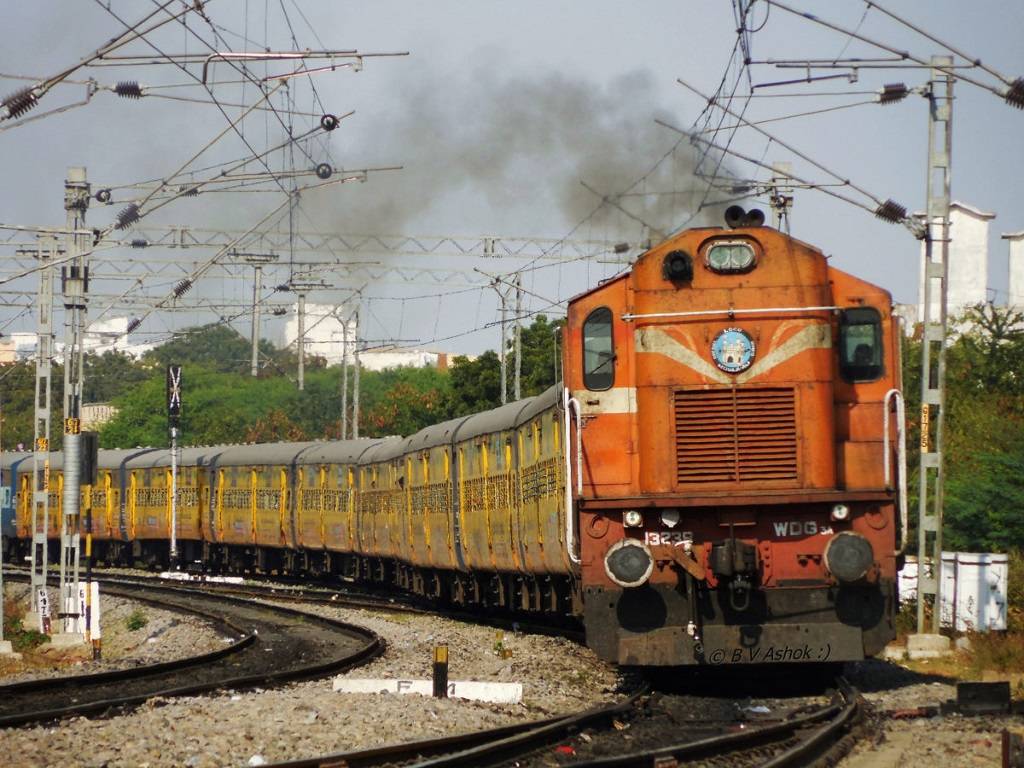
[2, 211, 906, 667]
[566, 208, 906, 665]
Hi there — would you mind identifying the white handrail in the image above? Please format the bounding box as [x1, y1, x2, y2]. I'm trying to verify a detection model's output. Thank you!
[563, 387, 582, 565]
[884, 388, 909, 554]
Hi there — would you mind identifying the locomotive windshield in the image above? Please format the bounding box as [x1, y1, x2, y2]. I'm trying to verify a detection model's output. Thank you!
[582, 306, 615, 391]
[839, 307, 883, 382]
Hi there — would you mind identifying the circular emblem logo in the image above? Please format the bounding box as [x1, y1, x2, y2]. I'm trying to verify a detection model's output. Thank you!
[711, 327, 756, 373]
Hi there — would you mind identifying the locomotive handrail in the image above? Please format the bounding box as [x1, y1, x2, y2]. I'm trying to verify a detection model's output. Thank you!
[884, 388, 909, 554]
[563, 387, 581, 565]
[621, 305, 841, 321]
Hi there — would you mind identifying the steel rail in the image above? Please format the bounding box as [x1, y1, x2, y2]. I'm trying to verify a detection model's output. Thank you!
[564, 679, 861, 768]
[261, 684, 647, 768]
[0, 575, 384, 728]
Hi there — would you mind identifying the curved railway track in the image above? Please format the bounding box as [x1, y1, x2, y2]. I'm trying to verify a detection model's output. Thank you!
[0, 576, 384, 729]
[43, 565, 585, 642]
[256, 679, 862, 768]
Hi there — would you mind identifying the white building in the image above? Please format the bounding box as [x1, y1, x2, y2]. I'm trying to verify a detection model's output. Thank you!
[918, 201, 995, 322]
[283, 302, 356, 366]
[1003, 231, 1024, 310]
[360, 347, 448, 372]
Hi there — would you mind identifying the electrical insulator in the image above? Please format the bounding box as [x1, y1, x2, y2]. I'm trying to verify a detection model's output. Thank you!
[877, 83, 909, 105]
[173, 278, 193, 298]
[114, 81, 143, 99]
[3, 86, 37, 119]
[115, 203, 141, 230]
[1007, 78, 1024, 110]
[874, 199, 907, 224]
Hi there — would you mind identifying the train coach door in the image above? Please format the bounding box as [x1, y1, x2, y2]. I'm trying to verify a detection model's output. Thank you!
[571, 298, 634, 493]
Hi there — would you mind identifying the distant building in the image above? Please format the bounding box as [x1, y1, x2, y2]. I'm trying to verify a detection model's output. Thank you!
[81, 402, 119, 430]
[283, 302, 354, 365]
[1003, 231, 1024, 311]
[917, 201, 995, 323]
[0, 339, 15, 364]
[360, 346, 448, 372]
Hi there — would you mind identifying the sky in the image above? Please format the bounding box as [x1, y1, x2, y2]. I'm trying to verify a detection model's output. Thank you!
[1, 1, 1022, 358]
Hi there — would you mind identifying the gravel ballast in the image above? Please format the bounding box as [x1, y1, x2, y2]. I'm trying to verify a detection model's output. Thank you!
[1, 583, 225, 683]
[0, 600, 621, 768]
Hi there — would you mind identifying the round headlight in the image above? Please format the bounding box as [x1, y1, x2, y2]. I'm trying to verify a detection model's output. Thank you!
[661, 508, 681, 528]
[604, 539, 654, 588]
[831, 504, 850, 521]
[623, 510, 643, 528]
[824, 532, 874, 583]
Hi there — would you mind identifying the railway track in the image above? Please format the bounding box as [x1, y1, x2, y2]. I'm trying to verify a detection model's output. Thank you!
[38, 565, 586, 642]
[253, 678, 861, 768]
[0, 575, 384, 728]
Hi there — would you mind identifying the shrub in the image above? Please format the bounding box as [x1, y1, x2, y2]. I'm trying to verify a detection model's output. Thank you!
[125, 608, 148, 631]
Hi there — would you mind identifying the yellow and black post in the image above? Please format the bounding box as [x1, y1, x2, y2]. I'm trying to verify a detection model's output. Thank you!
[433, 643, 449, 698]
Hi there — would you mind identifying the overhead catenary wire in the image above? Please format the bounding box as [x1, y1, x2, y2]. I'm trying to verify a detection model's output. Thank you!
[676, 75, 899, 211]
[0, 0, 202, 121]
[761, 0, 1021, 105]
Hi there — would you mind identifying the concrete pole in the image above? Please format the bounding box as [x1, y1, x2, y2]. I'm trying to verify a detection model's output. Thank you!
[352, 309, 361, 439]
[297, 292, 306, 391]
[496, 284, 508, 405]
[340, 326, 349, 440]
[28, 235, 57, 625]
[514, 273, 522, 402]
[916, 56, 954, 640]
[59, 166, 90, 638]
[250, 264, 262, 377]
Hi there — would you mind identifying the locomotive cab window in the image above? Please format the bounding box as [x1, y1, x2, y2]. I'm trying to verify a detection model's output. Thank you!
[839, 307, 883, 382]
[582, 307, 615, 391]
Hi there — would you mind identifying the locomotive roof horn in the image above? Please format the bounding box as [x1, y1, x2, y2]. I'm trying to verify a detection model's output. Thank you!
[724, 205, 766, 229]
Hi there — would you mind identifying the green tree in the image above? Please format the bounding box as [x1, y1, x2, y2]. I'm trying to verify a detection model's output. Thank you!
[83, 351, 148, 402]
[142, 324, 255, 375]
[0, 360, 65, 451]
[448, 350, 502, 416]
[904, 303, 1024, 552]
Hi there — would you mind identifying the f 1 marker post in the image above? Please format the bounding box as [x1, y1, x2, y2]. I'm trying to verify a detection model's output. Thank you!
[167, 365, 182, 569]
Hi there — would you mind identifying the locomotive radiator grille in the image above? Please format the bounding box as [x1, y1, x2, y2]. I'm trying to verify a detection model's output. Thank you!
[674, 387, 797, 483]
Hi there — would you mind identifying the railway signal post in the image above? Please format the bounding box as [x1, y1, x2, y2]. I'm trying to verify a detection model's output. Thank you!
[167, 365, 182, 568]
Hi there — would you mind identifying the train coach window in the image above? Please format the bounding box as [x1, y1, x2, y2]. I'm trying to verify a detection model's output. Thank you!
[839, 307, 883, 382]
[583, 307, 615, 391]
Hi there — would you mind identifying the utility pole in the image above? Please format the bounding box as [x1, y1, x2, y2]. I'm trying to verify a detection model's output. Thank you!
[492, 280, 510, 405]
[339, 326, 349, 440]
[234, 252, 279, 377]
[916, 56, 954, 640]
[338, 307, 358, 440]
[352, 308, 361, 438]
[58, 167, 90, 639]
[513, 272, 522, 401]
[289, 278, 325, 391]
[296, 291, 306, 391]
[27, 234, 59, 629]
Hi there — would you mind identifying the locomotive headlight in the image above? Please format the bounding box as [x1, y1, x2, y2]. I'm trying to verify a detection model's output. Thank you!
[661, 508, 680, 528]
[824, 532, 875, 583]
[831, 504, 850, 521]
[604, 539, 655, 588]
[622, 509, 643, 528]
